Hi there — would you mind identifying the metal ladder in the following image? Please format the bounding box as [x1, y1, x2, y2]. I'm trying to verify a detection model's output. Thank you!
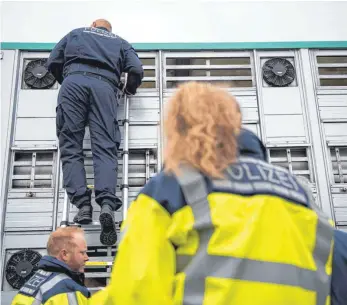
[59, 76, 131, 285]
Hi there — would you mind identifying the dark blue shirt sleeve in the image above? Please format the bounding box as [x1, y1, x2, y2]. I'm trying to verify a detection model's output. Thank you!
[121, 40, 144, 94]
[47, 34, 68, 84]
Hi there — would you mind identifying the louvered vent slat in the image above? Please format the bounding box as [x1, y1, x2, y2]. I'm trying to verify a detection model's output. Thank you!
[268, 147, 314, 183]
[164, 52, 254, 88]
[11, 151, 55, 188]
[316, 55, 347, 87]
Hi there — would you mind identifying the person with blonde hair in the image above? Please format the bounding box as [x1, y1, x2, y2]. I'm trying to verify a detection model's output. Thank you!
[91, 81, 334, 305]
[11, 227, 90, 305]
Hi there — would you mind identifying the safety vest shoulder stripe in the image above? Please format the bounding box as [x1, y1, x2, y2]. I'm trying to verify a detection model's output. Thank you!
[40, 274, 70, 295]
[38, 273, 71, 304]
[175, 165, 333, 305]
[67, 292, 79, 305]
[175, 166, 213, 305]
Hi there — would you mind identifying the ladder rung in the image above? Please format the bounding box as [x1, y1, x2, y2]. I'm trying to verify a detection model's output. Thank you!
[86, 261, 113, 267]
[85, 221, 121, 226]
[79, 221, 121, 229]
[82, 221, 103, 227]
[88, 256, 114, 262]
[85, 272, 111, 278]
[89, 287, 107, 292]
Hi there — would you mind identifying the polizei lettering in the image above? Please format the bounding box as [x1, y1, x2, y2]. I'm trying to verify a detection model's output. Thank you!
[83, 27, 118, 39]
[227, 163, 299, 191]
[212, 159, 308, 204]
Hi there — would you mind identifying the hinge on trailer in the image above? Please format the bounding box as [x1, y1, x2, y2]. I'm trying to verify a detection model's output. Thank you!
[0, 51, 3, 60]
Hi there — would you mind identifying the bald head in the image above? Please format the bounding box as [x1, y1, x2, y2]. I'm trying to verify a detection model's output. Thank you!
[47, 227, 84, 256]
[47, 227, 88, 272]
[91, 19, 112, 32]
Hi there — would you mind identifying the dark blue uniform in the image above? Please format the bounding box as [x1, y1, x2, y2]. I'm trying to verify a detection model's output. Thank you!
[47, 27, 144, 212]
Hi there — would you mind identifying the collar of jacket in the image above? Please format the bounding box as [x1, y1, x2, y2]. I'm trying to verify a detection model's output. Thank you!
[96, 26, 110, 32]
[237, 128, 268, 162]
[38, 255, 86, 286]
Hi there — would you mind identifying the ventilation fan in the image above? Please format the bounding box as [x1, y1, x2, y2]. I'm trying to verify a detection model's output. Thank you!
[262, 58, 296, 87]
[5, 249, 42, 289]
[24, 59, 56, 89]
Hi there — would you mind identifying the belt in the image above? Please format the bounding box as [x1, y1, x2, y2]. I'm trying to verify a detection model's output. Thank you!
[66, 71, 118, 89]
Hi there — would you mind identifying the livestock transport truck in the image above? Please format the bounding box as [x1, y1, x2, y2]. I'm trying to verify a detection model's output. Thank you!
[1, 1, 347, 303]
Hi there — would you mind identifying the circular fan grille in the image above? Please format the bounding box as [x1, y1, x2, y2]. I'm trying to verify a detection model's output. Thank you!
[24, 59, 56, 89]
[262, 58, 296, 87]
[5, 249, 42, 289]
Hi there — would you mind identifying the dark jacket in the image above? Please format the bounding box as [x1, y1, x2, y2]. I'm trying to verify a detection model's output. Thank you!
[47, 26, 144, 94]
[11, 256, 90, 305]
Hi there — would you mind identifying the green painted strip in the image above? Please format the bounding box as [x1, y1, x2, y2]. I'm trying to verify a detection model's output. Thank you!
[1, 41, 347, 51]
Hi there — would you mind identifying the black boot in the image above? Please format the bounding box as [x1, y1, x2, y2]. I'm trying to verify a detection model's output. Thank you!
[73, 205, 93, 224]
[99, 204, 117, 246]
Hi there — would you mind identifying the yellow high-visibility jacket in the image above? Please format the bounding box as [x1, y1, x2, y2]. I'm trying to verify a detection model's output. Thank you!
[91, 157, 334, 305]
[11, 256, 90, 305]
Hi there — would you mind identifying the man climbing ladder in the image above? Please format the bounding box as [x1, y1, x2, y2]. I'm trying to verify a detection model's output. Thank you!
[60, 92, 131, 235]
[47, 18, 144, 246]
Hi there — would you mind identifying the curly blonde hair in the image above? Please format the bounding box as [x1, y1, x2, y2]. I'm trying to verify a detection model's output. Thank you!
[164, 82, 241, 178]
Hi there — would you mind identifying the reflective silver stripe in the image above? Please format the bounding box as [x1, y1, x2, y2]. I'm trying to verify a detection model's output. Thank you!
[175, 165, 333, 305]
[67, 292, 79, 305]
[176, 254, 192, 273]
[176, 166, 215, 305]
[177, 253, 318, 290]
[40, 274, 70, 294]
[314, 219, 333, 305]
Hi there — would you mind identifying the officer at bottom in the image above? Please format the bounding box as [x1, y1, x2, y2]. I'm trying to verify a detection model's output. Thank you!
[90, 82, 335, 305]
[47, 19, 144, 245]
[11, 227, 90, 305]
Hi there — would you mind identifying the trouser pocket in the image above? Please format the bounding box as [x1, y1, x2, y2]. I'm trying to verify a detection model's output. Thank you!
[56, 104, 65, 137]
[114, 119, 121, 147]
